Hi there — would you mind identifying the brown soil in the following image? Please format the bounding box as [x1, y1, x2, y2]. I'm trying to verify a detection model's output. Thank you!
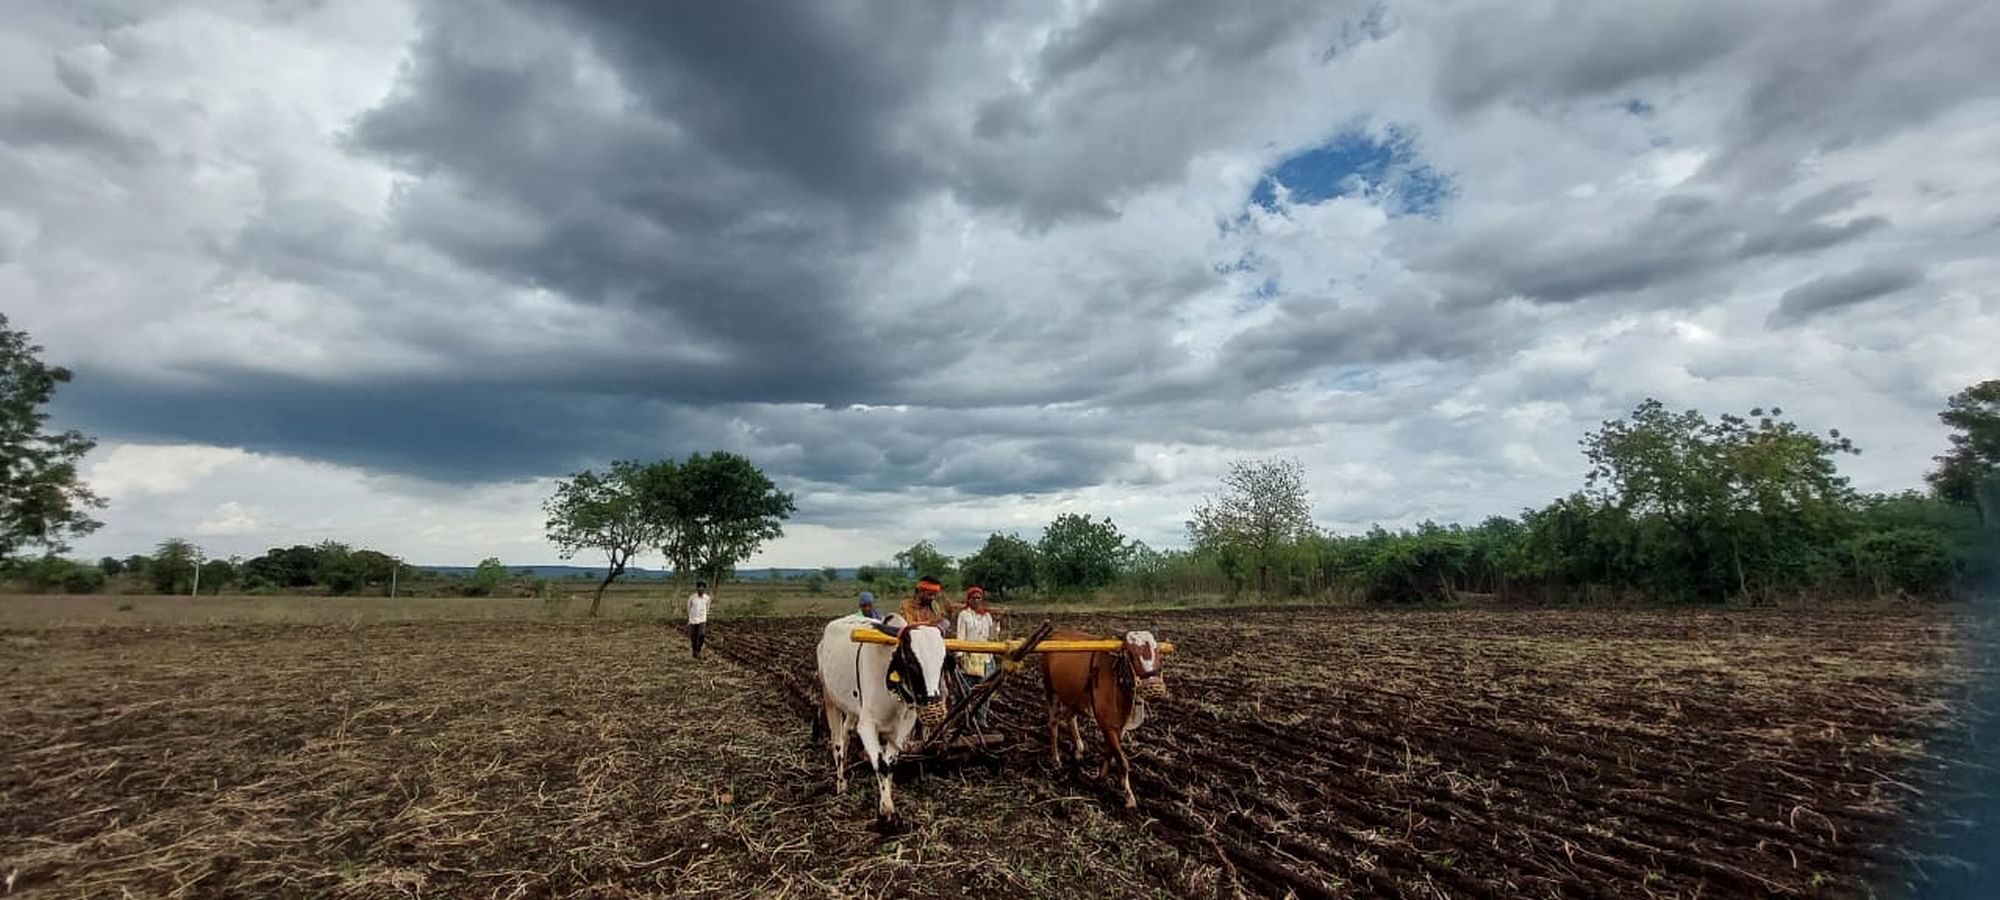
[2, 607, 1982, 898]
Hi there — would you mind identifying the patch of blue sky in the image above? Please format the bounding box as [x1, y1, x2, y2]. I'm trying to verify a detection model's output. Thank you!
[1249, 125, 1455, 218]
[1229, 275, 1284, 313]
[1213, 253, 1260, 276]
[1322, 366, 1379, 392]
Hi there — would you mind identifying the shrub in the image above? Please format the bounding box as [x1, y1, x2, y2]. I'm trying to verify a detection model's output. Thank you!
[20, 556, 107, 594]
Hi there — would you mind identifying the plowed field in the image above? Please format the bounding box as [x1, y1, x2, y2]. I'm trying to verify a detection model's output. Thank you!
[3, 607, 1984, 898]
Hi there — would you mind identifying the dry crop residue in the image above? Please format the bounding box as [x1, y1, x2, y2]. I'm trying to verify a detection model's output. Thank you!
[2, 607, 1980, 898]
[718, 607, 1983, 899]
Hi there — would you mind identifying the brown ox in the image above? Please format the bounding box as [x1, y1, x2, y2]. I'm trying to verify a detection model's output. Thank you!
[1038, 629, 1168, 808]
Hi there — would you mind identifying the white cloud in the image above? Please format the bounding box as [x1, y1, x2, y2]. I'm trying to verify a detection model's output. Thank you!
[194, 501, 263, 537]
[86, 444, 251, 498]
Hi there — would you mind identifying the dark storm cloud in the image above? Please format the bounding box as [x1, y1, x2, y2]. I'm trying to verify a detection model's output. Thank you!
[0, 96, 155, 165]
[1406, 189, 1892, 309]
[52, 372, 715, 483]
[50, 367, 1158, 502]
[540, 1, 957, 213]
[346, 0, 897, 396]
[1709, 0, 2000, 181]
[1221, 290, 1530, 388]
[1434, 2, 1756, 114]
[951, 0, 1367, 223]
[1768, 264, 1925, 326]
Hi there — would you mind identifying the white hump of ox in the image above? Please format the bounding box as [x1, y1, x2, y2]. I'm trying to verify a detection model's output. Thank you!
[814, 615, 947, 823]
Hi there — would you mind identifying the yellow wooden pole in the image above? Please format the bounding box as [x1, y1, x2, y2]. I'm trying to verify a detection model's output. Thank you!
[849, 629, 1174, 654]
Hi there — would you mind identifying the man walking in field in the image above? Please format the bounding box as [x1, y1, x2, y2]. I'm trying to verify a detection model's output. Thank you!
[857, 591, 882, 621]
[685, 580, 712, 659]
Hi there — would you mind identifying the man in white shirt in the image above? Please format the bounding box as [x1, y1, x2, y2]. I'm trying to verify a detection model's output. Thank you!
[685, 580, 712, 659]
[954, 587, 998, 730]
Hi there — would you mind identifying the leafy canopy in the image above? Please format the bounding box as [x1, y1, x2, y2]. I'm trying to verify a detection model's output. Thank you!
[545, 459, 676, 613]
[1927, 379, 2000, 521]
[1038, 513, 1128, 592]
[1188, 456, 1315, 593]
[960, 532, 1039, 597]
[654, 451, 794, 585]
[893, 540, 954, 582]
[0, 314, 104, 562]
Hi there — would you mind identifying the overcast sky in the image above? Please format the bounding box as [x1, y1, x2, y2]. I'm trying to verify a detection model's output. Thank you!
[5, 0, 1997, 567]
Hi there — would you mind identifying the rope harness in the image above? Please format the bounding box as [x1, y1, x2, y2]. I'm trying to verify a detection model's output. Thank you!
[1081, 642, 1160, 704]
[885, 628, 923, 704]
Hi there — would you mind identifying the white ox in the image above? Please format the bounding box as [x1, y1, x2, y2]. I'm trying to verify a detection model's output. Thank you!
[815, 615, 949, 822]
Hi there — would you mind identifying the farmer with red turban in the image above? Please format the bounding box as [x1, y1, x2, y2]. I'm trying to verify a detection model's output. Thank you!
[900, 576, 954, 637]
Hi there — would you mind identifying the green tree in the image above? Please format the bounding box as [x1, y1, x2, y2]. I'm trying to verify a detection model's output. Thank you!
[960, 531, 1039, 598]
[1581, 399, 1858, 602]
[315, 541, 366, 595]
[0, 314, 104, 562]
[151, 538, 198, 594]
[893, 539, 955, 583]
[1188, 457, 1316, 595]
[97, 556, 124, 576]
[468, 557, 508, 597]
[1038, 513, 1128, 594]
[198, 557, 239, 595]
[1120, 540, 1169, 601]
[245, 545, 321, 588]
[21, 555, 106, 593]
[655, 452, 795, 588]
[545, 460, 675, 616]
[1927, 379, 2000, 526]
[350, 550, 399, 593]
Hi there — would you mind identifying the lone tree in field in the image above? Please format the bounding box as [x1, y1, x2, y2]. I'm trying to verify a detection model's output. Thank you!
[468, 557, 508, 596]
[1188, 457, 1315, 596]
[545, 459, 676, 616]
[0, 313, 104, 563]
[656, 451, 794, 588]
[1927, 379, 2000, 526]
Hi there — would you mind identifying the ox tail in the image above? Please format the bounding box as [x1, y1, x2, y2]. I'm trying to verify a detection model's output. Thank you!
[809, 670, 830, 744]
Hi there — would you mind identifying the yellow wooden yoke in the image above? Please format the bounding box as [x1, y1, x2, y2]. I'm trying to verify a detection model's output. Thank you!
[849, 628, 1176, 655]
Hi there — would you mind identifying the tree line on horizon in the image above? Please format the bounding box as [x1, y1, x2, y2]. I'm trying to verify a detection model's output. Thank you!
[4, 312, 1996, 606]
[884, 385, 1998, 606]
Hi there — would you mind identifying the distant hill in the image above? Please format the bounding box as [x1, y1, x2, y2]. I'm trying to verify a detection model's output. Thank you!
[417, 565, 865, 581]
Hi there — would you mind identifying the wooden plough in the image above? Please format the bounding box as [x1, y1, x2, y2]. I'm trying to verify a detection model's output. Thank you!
[850, 620, 1176, 760]
[847, 627, 1178, 656]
